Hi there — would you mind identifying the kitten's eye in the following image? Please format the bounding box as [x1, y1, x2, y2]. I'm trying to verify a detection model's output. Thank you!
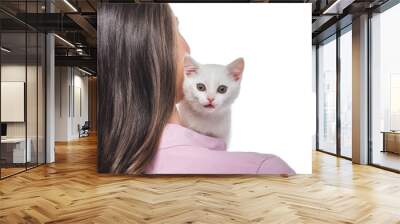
[196, 83, 206, 92]
[217, 85, 228, 94]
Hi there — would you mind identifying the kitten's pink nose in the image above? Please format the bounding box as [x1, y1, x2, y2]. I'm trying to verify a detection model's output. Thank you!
[207, 97, 214, 103]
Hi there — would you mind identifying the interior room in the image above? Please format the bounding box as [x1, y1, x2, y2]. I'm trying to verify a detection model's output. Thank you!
[0, 0, 400, 223]
[0, 0, 96, 178]
[0, 3, 46, 178]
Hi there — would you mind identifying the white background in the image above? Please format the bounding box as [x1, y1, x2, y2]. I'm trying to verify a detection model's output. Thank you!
[171, 4, 312, 174]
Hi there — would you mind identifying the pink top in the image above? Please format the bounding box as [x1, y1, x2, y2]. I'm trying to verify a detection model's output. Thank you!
[145, 123, 295, 175]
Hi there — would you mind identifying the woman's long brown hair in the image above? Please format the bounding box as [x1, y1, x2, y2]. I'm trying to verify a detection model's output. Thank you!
[97, 3, 177, 174]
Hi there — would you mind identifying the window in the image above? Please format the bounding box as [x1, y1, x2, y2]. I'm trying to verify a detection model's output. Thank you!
[340, 28, 352, 158]
[318, 36, 337, 154]
[370, 3, 400, 171]
[0, 1, 47, 179]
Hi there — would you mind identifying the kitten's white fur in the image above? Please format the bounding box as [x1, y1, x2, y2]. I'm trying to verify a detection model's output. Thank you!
[178, 56, 245, 144]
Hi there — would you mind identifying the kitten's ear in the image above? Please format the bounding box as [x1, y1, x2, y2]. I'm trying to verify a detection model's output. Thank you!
[227, 57, 245, 81]
[184, 55, 199, 76]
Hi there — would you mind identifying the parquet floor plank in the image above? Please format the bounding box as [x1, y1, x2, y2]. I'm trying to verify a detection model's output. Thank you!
[1, 136, 400, 223]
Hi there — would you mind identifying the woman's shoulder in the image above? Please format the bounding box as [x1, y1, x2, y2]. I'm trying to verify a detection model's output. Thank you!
[160, 123, 227, 151]
[148, 123, 295, 175]
[146, 144, 295, 175]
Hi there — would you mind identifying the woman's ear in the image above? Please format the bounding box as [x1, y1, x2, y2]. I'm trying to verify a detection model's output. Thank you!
[227, 57, 245, 81]
[184, 55, 199, 76]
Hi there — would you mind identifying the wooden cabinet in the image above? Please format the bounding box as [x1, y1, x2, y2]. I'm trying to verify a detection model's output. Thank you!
[382, 132, 400, 154]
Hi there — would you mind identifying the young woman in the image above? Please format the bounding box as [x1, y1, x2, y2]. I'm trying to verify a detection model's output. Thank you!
[97, 3, 295, 175]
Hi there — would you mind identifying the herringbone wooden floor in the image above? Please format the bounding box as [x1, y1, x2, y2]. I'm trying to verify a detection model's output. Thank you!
[1, 136, 400, 224]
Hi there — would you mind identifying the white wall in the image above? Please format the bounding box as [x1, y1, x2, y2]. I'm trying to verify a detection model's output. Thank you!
[55, 67, 89, 141]
[1, 65, 40, 137]
[1, 66, 26, 137]
[171, 4, 312, 174]
[55, 66, 69, 141]
[71, 73, 89, 138]
[1, 64, 46, 163]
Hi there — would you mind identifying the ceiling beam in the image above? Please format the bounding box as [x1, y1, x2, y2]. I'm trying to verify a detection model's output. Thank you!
[323, 0, 356, 14]
[67, 13, 97, 46]
[55, 55, 96, 68]
[312, 15, 335, 33]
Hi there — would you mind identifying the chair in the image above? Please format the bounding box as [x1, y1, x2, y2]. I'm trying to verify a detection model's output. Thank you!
[78, 121, 90, 138]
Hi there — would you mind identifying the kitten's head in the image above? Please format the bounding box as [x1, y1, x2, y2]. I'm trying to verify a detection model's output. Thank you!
[182, 56, 245, 114]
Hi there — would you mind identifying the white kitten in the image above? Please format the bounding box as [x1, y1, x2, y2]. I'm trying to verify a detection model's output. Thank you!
[178, 56, 245, 144]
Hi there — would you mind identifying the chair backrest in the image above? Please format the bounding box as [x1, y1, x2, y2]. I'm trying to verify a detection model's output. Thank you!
[82, 121, 90, 129]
